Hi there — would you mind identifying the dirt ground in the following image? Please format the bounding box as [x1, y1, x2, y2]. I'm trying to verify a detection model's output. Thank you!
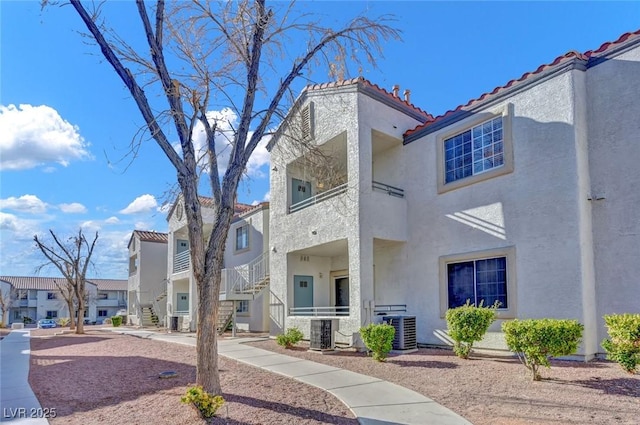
[27, 329, 356, 425]
[20, 328, 640, 425]
[247, 339, 640, 425]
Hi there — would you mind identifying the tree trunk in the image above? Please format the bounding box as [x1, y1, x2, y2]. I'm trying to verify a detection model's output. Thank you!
[66, 298, 76, 330]
[195, 272, 221, 395]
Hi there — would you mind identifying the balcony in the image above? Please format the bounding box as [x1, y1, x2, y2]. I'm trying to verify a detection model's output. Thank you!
[289, 183, 348, 214]
[173, 250, 190, 273]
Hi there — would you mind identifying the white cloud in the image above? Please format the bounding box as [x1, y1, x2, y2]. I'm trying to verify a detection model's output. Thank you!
[134, 221, 152, 230]
[120, 194, 158, 214]
[245, 134, 271, 177]
[105, 216, 119, 224]
[263, 191, 271, 201]
[59, 202, 87, 214]
[187, 108, 270, 178]
[0, 212, 39, 239]
[0, 194, 48, 214]
[80, 220, 101, 232]
[0, 104, 92, 170]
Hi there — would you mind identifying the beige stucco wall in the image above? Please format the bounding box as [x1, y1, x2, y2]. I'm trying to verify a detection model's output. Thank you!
[587, 45, 640, 347]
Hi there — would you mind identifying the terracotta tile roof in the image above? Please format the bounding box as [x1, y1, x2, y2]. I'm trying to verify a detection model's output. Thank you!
[304, 77, 433, 120]
[87, 279, 128, 291]
[232, 202, 269, 222]
[132, 230, 168, 244]
[404, 29, 640, 139]
[0, 276, 127, 291]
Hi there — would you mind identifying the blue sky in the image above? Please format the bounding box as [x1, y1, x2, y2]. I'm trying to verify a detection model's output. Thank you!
[1, 1, 638, 279]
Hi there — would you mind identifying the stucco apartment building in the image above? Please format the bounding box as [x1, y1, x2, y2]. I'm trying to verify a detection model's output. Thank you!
[0, 276, 127, 325]
[127, 230, 168, 326]
[267, 29, 640, 359]
[165, 197, 270, 332]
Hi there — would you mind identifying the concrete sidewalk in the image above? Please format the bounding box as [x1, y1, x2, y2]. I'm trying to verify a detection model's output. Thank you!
[0, 330, 49, 424]
[109, 329, 473, 425]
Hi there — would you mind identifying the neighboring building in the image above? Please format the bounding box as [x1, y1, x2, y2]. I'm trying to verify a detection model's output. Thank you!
[127, 230, 168, 326]
[166, 197, 270, 332]
[92, 279, 128, 323]
[0, 276, 127, 325]
[267, 29, 640, 359]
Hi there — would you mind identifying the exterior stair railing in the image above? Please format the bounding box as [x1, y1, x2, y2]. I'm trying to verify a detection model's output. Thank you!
[220, 251, 270, 299]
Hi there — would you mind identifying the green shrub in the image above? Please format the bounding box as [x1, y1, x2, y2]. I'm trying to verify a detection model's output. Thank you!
[57, 317, 70, 327]
[446, 300, 499, 359]
[502, 318, 583, 380]
[111, 316, 122, 327]
[181, 385, 224, 418]
[601, 313, 640, 374]
[23, 316, 33, 324]
[276, 327, 304, 348]
[360, 323, 395, 362]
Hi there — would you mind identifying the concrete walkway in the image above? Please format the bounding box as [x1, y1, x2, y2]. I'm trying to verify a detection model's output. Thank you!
[0, 330, 49, 424]
[108, 329, 473, 425]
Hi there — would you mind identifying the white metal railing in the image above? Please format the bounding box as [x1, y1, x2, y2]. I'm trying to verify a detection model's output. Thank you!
[289, 306, 350, 316]
[372, 181, 405, 198]
[289, 183, 348, 213]
[175, 310, 189, 316]
[173, 250, 190, 273]
[374, 304, 407, 314]
[221, 251, 270, 297]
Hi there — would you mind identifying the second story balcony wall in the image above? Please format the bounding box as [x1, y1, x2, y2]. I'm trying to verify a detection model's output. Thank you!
[289, 183, 348, 213]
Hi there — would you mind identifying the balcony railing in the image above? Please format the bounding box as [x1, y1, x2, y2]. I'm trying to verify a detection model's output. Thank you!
[372, 181, 405, 198]
[289, 183, 348, 213]
[289, 306, 350, 316]
[173, 250, 190, 273]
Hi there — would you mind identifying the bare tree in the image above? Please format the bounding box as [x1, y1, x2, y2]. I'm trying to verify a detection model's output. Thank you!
[34, 229, 99, 334]
[61, 0, 399, 394]
[52, 278, 77, 329]
[0, 285, 15, 326]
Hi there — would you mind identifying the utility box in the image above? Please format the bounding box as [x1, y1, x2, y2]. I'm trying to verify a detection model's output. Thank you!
[382, 315, 417, 350]
[170, 316, 179, 331]
[310, 319, 337, 351]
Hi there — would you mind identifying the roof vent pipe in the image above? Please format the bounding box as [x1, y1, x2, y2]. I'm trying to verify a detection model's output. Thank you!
[404, 89, 411, 103]
[392, 85, 400, 97]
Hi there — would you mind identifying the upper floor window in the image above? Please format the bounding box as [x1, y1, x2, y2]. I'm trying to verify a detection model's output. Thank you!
[98, 292, 108, 300]
[235, 224, 249, 252]
[47, 292, 57, 300]
[445, 117, 504, 184]
[437, 104, 514, 194]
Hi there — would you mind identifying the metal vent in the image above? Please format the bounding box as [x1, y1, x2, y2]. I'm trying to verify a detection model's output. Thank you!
[301, 102, 314, 140]
[382, 315, 417, 350]
[310, 319, 334, 350]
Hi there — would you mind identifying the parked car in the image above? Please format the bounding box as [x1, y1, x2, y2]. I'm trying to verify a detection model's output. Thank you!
[37, 319, 57, 329]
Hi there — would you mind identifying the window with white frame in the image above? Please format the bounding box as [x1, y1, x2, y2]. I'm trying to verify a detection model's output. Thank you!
[46, 310, 58, 319]
[18, 290, 28, 300]
[98, 292, 108, 300]
[98, 310, 108, 317]
[235, 224, 249, 252]
[47, 292, 57, 300]
[445, 117, 504, 184]
[447, 257, 507, 309]
[236, 300, 249, 314]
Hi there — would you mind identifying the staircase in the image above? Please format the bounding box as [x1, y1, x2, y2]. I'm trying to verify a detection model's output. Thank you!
[141, 306, 159, 327]
[221, 252, 270, 300]
[216, 301, 234, 335]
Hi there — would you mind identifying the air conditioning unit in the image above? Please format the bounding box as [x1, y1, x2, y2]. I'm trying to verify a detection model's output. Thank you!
[310, 319, 336, 351]
[382, 315, 417, 350]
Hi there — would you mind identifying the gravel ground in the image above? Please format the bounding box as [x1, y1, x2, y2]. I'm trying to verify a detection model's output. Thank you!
[22, 328, 640, 425]
[27, 329, 356, 425]
[247, 339, 640, 425]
